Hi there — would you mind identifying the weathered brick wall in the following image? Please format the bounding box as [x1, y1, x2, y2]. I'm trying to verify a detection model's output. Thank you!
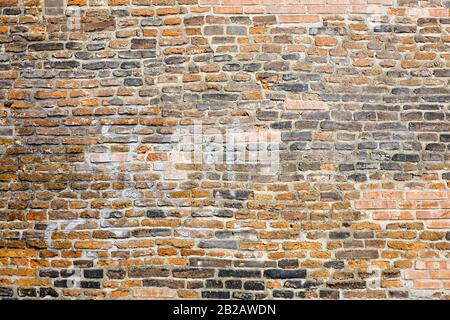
[0, 0, 449, 299]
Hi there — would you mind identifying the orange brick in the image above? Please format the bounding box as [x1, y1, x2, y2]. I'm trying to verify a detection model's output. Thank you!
[156, 8, 180, 16]
[315, 36, 337, 47]
[372, 211, 414, 220]
[428, 8, 449, 17]
[283, 242, 322, 250]
[130, 9, 154, 16]
[164, 18, 181, 25]
[414, 280, 441, 289]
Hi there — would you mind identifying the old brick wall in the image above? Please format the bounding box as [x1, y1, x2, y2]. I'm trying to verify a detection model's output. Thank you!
[0, 0, 449, 299]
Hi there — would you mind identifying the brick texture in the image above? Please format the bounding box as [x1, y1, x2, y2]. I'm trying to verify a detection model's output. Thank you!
[0, 0, 449, 300]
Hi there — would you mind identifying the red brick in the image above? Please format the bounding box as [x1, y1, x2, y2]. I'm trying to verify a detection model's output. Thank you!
[213, 6, 243, 14]
[355, 200, 396, 210]
[279, 15, 321, 23]
[416, 210, 450, 219]
[307, 5, 348, 14]
[266, 5, 305, 14]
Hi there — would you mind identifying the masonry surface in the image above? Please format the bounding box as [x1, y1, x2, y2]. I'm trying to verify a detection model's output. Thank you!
[0, 0, 449, 300]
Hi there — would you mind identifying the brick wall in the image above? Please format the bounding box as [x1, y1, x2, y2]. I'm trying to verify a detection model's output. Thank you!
[0, 0, 449, 299]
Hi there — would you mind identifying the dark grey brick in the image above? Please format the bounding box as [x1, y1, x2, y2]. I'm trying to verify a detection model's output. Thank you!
[281, 131, 312, 142]
[83, 269, 104, 279]
[391, 154, 420, 162]
[39, 287, 59, 298]
[198, 240, 238, 249]
[218, 269, 261, 278]
[243, 281, 265, 291]
[202, 291, 230, 299]
[29, 43, 64, 51]
[202, 93, 239, 101]
[264, 269, 306, 279]
[124, 78, 143, 86]
[0, 287, 13, 297]
[271, 83, 308, 92]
